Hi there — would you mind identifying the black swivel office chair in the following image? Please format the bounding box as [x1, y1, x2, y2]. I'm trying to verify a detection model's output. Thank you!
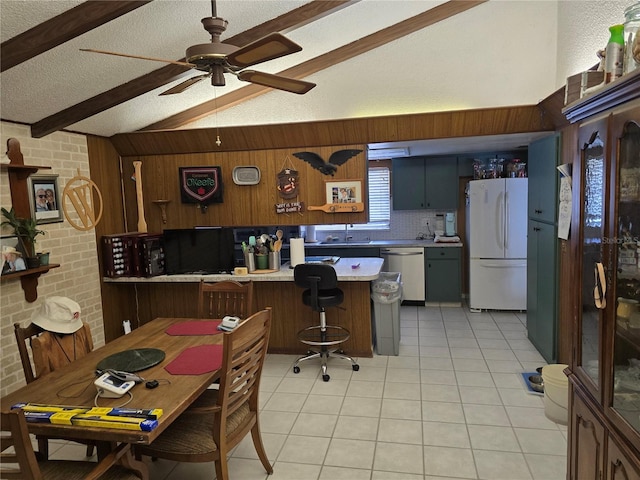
[293, 264, 359, 381]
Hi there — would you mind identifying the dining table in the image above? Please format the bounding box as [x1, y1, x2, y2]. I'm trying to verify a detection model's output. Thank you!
[1, 317, 226, 479]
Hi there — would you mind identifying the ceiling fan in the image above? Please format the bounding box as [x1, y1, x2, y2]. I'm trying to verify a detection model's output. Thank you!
[80, 0, 316, 95]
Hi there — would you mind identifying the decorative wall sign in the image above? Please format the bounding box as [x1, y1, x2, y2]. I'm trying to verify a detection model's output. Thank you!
[28, 174, 63, 224]
[62, 169, 104, 231]
[276, 168, 299, 199]
[293, 149, 362, 176]
[179, 167, 223, 209]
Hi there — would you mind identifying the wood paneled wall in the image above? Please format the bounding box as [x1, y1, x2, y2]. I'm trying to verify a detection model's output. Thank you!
[121, 145, 368, 232]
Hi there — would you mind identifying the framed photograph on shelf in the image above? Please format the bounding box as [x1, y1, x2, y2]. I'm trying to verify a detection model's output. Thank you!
[27, 174, 63, 224]
[1, 235, 26, 275]
[325, 179, 362, 204]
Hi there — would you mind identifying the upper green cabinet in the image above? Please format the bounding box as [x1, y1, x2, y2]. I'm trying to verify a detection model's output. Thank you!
[528, 134, 560, 224]
[392, 157, 458, 210]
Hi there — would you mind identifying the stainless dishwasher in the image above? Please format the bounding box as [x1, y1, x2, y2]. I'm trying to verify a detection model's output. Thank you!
[380, 247, 425, 303]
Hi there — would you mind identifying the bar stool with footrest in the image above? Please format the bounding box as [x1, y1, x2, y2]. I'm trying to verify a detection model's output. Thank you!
[293, 263, 359, 381]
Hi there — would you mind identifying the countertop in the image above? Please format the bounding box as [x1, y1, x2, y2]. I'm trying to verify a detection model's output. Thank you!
[304, 238, 462, 248]
[104, 257, 384, 283]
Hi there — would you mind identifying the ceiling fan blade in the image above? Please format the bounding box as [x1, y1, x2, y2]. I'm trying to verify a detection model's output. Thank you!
[80, 48, 195, 67]
[237, 70, 315, 94]
[159, 74, 209, 96]
[226, 33, 302, 69]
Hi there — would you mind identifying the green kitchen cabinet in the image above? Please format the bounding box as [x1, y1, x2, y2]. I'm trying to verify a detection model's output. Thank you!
[425, 247, 461, 303]
[526, 219, 558, 363]
[392, 157, 458, 210]
[528, 134, 559, 224]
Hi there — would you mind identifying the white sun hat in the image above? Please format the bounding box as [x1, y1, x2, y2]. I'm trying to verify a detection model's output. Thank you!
[2, 245, 22, 256]
[31, 296, 82, 334]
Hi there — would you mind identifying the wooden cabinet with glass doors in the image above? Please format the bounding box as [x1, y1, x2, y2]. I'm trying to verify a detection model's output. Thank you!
[563, 70, 640, 480]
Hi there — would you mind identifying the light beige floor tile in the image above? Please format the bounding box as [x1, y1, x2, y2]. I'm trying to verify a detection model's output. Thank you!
[383, 381, 422, 400]
[301, 394, 344, 414]
[310, 378, 349, 396]
[444, 329, 476, 338]
[473, 450, 532, 480]
[514, 428, 567, 455]
[477, 338, 511, 349]
[399, 344, 420, 356]
[525, 453, 567, 480]
[372, 472, 425, 480]
[463, 403, 511, 426]
[290, 413, 338, 437]
[232, 432, 287, 462]
[146, 458, 178, 480]
[421, 369, 457, 385]
[422, 421, 470, 448]
[164, 461, 220, 480]
[473, 329, 506, 339]
[351, 365, 387, 382]
[459, 385, 502, 405]
[456, 371, 494, 387]
[347, 380, 384, 398]
[259, 411, 297, 434]
[333, 415, 379, 441]
[269, 461, 321, 480]
[486, 359, 523, 373]
[356, 355, 389, 367]
[263, 392, 308, 412]
[386, 367, 421, 383]
[508, 339, 538, 350]
[423, 446, 476, 478]
[420, 357, 454, 370]
[450, 347, 483, 359]
[260, 375, 282, 392]
[492, 372, 524, 389]
[340, 396, 382, 417]
[319, 465, 371, 480]
[277, 435, 330, 465]
[262, 362, 295, 377]
[419, 346, 451, 358]
[276, 377, 316, 394]
[378, 418, 423, 444]
[374, 442, 424, 475]
[452, 358, 489, 372]
[499, 388, 545, 408]
[482, 349, 518, 361]
[381, 398, 423, 420]
[421, 384, 460, 403]
[324, 438, 376, 469]
[447, 337, 479, 348]
[468, 425, 520, 452]
[419, 336, 447, 347]
[422, 401, 465, 423]
[387, 356, 421, 369]
[505, 406, 562, 429]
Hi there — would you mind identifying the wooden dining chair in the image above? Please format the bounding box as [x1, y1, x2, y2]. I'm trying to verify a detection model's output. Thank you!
[197, 279, 254, 319]
[1, 409, 142, 480]
[136, 307, 274, 480]
[13, 322, 96, 459]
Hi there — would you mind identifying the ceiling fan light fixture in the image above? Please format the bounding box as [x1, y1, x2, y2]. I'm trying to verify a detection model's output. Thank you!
[211, 65, 225, 86]
[238, 71, 315, 94]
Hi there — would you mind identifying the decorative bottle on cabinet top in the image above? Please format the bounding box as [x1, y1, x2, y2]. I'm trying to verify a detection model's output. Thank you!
[605, 24, 625, 83]
[624, 2, 640, 74]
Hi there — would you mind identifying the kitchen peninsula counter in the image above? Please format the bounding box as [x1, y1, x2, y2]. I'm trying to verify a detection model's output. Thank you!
[104, 258, 383, 357]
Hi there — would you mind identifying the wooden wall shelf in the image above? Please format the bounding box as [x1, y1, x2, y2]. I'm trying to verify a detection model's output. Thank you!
[0, 264, 60, 302]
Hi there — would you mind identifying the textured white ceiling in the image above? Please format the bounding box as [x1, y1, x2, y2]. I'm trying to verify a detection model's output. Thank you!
[0, 0, 635, 144]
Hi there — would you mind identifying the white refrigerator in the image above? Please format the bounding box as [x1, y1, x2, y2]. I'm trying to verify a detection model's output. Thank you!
[468, 178, 528, 311]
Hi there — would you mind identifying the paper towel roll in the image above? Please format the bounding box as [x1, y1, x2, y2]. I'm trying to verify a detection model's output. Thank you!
[290, 238, 306, 267]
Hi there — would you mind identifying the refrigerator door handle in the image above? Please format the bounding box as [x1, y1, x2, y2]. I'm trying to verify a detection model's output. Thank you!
[504, 191, 509, 251]
[495, 191, 503, 250]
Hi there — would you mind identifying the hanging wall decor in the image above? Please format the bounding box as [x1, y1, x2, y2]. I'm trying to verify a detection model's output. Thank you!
[293, 149, 362, 176]
[275, 157, 304, 215]
[179, 166, 223, 213]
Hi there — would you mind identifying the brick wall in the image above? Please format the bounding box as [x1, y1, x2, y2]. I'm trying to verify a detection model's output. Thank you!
[1, 121, 104, 397]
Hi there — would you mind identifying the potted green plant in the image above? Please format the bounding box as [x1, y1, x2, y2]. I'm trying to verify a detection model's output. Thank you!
[1, 207, 45, 268]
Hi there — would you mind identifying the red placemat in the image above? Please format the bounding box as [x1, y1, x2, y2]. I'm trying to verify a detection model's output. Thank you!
[165, 320, 222, 336]
[164, 344, 223, 375]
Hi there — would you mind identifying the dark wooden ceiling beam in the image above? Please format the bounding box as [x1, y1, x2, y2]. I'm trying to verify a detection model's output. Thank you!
[142, 0, 488, 132]
[1, 1, 152, 72]
[29, 0, 356, 139]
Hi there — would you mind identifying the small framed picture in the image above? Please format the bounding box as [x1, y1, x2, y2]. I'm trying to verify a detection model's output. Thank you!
[1, 235, 27, 275]
[325, 180, 362, 204]
[27, 174, 63, 224]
